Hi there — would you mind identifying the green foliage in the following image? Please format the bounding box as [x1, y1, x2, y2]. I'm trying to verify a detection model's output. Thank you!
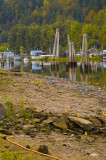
[20, 98, 33, 119]
[0, 0, 105, 52]
[0, 149, 25, 160]
[20, 46, 24, 55]
[0, 46, 8, 52]
[6, 97, 14, 120]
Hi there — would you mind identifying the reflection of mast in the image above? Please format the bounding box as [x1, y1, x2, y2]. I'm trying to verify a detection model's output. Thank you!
[21, 65, 24, 72]
[50, 69, 55, 77]
[80, 73, 84, 82]
[69, 67, 76, 81]
[57, 71, 59, 78]
[85, 73, 89, 84]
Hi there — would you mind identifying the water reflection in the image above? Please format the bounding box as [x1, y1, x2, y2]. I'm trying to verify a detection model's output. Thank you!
[69, 67, 76, 81]
[0, 61, 106, 84]
[32, 62, 42, 70]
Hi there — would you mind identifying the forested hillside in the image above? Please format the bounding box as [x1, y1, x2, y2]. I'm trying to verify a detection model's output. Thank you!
[0, 0, 106, 53]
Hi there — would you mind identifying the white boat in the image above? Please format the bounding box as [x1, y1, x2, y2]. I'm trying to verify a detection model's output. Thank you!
[24, 57, 29, 62]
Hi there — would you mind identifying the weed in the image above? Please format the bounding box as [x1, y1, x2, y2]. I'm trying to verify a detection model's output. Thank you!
[20, 98, 33, 120]
[6, 97, 14, 120]
[0, 149, 25, 160]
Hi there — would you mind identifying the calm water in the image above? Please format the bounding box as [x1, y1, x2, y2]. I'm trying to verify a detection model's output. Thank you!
[0, 61, 106, 86]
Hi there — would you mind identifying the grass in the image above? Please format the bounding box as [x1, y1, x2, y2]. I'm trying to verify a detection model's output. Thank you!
[20, 98, 33, 120]
[90, 56, 101, 61]
[0, 138, 50, 160]
[0, 70, 11, 75]
[0, 149, 25, 160]
[31, 56, 101, 62]
[6, 97, 14, 120]
[32, 57, 48, 62]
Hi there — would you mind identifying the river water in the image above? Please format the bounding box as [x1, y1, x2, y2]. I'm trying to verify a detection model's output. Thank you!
[0, 61, 106, 86]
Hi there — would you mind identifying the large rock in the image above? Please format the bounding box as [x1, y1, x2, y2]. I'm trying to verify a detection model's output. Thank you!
[53, 118, 68, 130]
[0, 104, 6, 120]
[68, 116, 94, 131]
[90, 118, 103, 127]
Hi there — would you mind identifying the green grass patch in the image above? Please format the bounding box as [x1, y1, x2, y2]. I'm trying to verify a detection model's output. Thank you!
[32, 56, 101, 63]
[90, 56, 101, 61]
[20, 98, 33, 120]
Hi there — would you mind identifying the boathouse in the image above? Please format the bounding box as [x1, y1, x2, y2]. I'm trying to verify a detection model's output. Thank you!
[0, 51, 14, 60]
[30, 50, 43, 59]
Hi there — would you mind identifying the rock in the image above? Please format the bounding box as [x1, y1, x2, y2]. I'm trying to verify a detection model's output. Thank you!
[15, 114, 20, 118]
[42, 117, 56, 125]
[15, 124, 23, 130]
[5, 145, 9, 148]
[26, 145, 30, 149]
[70, 134, 74, 137]
[17, 118, 24, 124]
[3, 121, 12, 129]
[68, 116, 94, 131]
[33, 118, 41, 123]
[38, 145, 49, 154]
[90, 153, 98, 157]
[99, 118, 106, 127]
[85, 136, 95, 143]
[41, 123, 51, 134]
[90, 118, 103, 127]
[53, 118, 68, 130]
[22, 124, 34, 135]
[0, 104, 6, 120]
[57, 114, 63, 117]
[0, 128, 12, 135]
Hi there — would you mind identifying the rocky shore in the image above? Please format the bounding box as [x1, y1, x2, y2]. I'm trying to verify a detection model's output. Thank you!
[0, 70, 106, 160]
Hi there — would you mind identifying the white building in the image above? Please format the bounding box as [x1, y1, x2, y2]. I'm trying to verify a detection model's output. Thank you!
[30, 50, 43, 59]
[0, 51, 14, 60]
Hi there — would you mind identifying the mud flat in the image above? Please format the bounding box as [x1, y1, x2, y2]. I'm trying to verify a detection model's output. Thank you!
[0, 70, 106, 160]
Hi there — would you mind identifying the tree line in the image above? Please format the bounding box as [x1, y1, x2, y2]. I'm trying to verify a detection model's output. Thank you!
[0, 0, 105, 53]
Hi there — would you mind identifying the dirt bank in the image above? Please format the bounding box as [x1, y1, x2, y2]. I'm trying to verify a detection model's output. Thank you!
[0, 70, 106, 160]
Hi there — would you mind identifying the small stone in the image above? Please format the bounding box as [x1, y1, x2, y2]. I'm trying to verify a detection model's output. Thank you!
[63, 132, 67, 135]
[71, 134, 74, 137]
[15, 124, 22, 130]
[22, 124, 34, 135]
[0, 128, 12, 135]
[26, 145, 30, 149]
[34, 118, 41, 123]
[5, 145, 9, 148]
[2, 136, 6, 139]
[90, 153, 98, 157]
[38, 145, 49, 154]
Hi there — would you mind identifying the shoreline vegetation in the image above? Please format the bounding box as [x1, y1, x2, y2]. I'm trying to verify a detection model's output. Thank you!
[0, 55, 102, 63]
[31, 55, 101, 62]
[0, 70, 106, 160]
